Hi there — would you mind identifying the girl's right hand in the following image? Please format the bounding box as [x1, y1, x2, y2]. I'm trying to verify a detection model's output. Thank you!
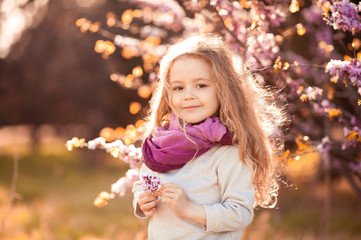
[138, 191, 159, 217]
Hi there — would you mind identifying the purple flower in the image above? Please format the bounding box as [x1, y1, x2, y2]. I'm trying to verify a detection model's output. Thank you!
[316, 136, 331, 152]
[325, 58, 361, 87]
[246, 32, 280, 67]
[324, 0, 361, 35]
[141, 174, 162, 194]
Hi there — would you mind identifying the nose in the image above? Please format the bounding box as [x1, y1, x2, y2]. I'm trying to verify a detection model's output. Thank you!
[184, 87, 195, 100]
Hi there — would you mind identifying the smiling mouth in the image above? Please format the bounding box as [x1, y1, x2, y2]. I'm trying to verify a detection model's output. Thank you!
[183, 106, 200, 110]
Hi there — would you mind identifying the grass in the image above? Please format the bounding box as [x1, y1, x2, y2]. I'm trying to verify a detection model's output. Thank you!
[0, 147, 147, 239]
[0, 144, 360, 240]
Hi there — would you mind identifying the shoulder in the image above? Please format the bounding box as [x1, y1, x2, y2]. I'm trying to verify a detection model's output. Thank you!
[211, 145, 240, 163]
[201, 145, 241, 169]
[215, 144, 239, 156]
[214, 145, 253, 175]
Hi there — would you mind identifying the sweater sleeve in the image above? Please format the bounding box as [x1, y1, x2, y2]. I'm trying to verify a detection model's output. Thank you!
[132, 165, 147, 219]
[203, 146, 255, 233]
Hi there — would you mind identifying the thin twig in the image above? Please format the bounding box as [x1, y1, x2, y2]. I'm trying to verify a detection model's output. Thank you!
[0, 150, 19, 236]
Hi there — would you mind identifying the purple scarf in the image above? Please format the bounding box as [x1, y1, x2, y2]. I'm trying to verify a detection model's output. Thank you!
[142, 113, 233, 173]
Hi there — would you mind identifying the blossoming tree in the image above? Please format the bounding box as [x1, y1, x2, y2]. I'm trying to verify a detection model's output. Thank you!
[68, 0, 361, 206]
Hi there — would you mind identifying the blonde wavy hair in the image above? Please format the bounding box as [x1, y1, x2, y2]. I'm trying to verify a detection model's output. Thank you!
[144, 34, 287, 208]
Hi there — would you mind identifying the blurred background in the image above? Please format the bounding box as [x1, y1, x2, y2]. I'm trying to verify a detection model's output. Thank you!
[0, 0, 361, 239]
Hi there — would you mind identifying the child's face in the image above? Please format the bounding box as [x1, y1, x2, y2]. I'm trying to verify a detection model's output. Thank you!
[169, 56, 220, 124]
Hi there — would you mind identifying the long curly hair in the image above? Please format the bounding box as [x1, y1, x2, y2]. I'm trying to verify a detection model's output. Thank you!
[144, 34, 287, 208]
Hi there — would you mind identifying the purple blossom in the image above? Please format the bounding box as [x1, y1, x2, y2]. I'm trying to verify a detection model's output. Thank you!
[316, 136, 331, 153]
[250, 4, 286, 27]
[325, 58, 361, 87]
[324, 0, 361, 35]
[141, 174, 162, 194]
[342, 126, 361, 149]
[246, 32, 280, 68]
[304, 86, 324, 101]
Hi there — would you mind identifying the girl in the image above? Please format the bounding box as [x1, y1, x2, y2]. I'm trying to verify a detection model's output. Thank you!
[132, 34, 286, 239]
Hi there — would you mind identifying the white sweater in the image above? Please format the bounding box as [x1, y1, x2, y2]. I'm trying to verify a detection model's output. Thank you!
[132, 145, 255, 240]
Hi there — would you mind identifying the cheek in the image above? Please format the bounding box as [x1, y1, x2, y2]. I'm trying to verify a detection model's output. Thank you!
[209, 89, 219, 105]
[211, 94, 220, 112]
[170, 93, 180, 106]
[212, 99, 220, 112]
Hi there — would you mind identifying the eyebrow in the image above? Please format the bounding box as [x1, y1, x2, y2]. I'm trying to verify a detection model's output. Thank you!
[170, 78, 211, 84]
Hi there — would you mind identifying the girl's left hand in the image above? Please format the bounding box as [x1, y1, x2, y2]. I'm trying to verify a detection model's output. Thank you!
[160, 183, 191, 218]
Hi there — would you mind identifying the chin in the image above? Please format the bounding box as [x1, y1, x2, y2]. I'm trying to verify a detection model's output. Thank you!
[184, 118, 206, 124]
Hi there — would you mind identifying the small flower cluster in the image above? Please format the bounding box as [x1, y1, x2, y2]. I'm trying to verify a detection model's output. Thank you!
[141, 174, 162, 195]
[87, 137, 143, 169]
[111, 169, 141, 197]
[247, 32, 280, 67]
[322, 0, 361, 35]
[209, 0, 285, 69]
[325, 58, 361, 92]
[181, 13, 215, 36]
[94, 168, 141, 207]
[66, 136, 144, 206]
[312, 99, 343, 121]
[316, 136, 331, 153]
[250, 3, 286, 28]
[94, 191, 113, 207]
[297, 86, 324, 102]
[343, 126, 361, 149]
[65, 137, 85, 151]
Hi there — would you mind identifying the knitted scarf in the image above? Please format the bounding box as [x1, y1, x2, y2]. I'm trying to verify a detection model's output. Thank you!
[142, 113, 233, 173]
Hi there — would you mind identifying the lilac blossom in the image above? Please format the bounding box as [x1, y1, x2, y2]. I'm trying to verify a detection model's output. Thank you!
[326, 58, 361, 87]
[303, 86, 324, 101]
[324, 0, 361, 35]
[342, 126, 361, 149]
[141, 174, 162, 194]
[250, 4, 286, 28]
[246, 32, 280, 68]
[316, 136, 331, 153]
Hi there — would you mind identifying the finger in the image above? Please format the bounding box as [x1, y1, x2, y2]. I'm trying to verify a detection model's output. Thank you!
[140, 199, 159, 211]
[160, 183, 180, 190]
[142, 205, 156, 217]
[139, 199, 157, 211]
[139, 195, 158, 204]
[161, 195, 177, 205]
[145, 208, 155, 217]
[160, 187, 183, 197]
[161, 193, 178, 203]
[139, 191, 155, 198]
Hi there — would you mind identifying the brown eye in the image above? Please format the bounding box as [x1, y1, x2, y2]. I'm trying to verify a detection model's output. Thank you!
[173, 86, 183, 91]
[197, 84, 207, 88]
